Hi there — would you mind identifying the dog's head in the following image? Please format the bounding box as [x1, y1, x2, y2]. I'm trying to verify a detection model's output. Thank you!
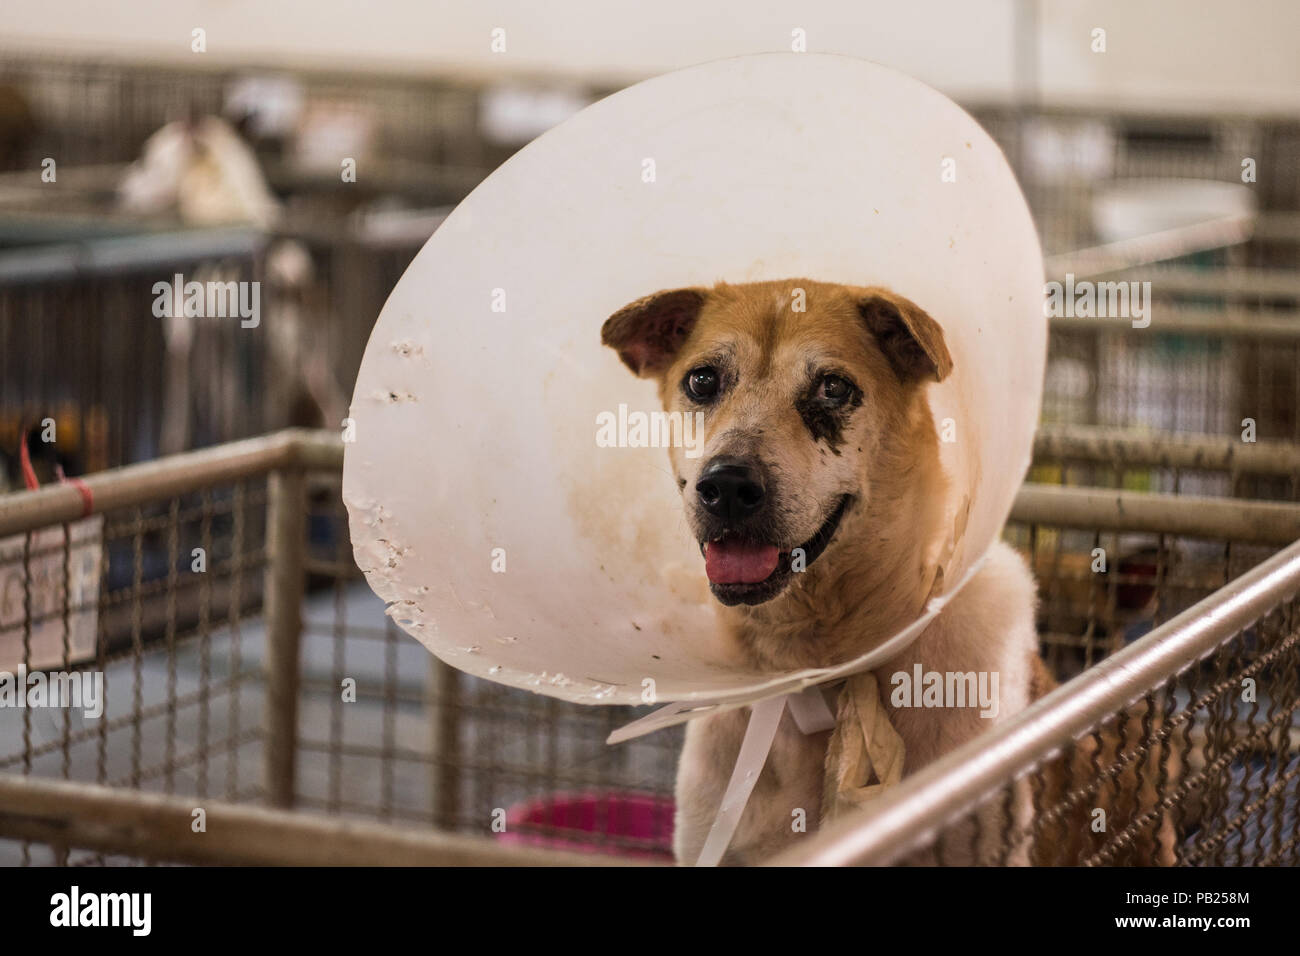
[118, 116, 281, 228]
[602, 279, 951, 607]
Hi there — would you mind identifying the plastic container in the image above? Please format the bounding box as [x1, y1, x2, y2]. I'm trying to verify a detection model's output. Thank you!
[499, 791, 676, 861]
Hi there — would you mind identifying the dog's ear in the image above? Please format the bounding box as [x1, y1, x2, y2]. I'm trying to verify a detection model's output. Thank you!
[601, 287, 708, 378]
[857, 288, 953, 384]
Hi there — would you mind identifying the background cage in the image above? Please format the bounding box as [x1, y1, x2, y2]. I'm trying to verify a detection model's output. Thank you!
[2, 53, 1300, 480]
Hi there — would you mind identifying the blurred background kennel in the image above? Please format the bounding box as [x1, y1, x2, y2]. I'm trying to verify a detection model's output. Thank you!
[0, 0, 1298, 865]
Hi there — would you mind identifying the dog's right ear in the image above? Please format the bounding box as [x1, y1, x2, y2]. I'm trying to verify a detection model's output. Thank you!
[601, 287, 708, 378]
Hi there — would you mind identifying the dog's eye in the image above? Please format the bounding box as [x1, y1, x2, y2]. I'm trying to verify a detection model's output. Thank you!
[816, 374, 853, 404]
[684, 366, 721, 401]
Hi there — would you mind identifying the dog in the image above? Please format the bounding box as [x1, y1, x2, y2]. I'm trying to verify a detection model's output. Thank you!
[603, 277, 1186, 866]
[601, 278, 1044, 864]
[116, 115, 348, 449]
[117, 114, 281, 228]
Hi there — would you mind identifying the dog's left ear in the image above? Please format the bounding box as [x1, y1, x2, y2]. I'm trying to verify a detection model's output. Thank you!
[601, 287, 708, 378]
[857, 288, 954, 384]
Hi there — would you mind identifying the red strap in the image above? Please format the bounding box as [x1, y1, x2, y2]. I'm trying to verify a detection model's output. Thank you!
[55, 465, 94, 518]
[69, 479, 94, 517]
[18, 425, 94, 517]
[18, 425, 38, 491]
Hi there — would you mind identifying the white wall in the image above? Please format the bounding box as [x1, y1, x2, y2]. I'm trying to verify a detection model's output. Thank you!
[1037, 0, 1300, 113]
[0, 0, 1297, 112]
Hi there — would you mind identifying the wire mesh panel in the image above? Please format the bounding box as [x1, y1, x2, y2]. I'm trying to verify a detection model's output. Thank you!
[969, 106, 1300, 259]
[1008, 517, 1284, 682]
[0, 435, 682, 864]
[0, 475, 267, 864]
[0, 432, 1297, 866]
[0, 227, 430, 485]
[968, 106, 1300, 444]
[776, 532, 1300, 867]
[888, 591, 1298, 867]
[0, 243, 264, 481]
[1042, 307, 1300, 443]
[295, 474, 680, 859]
[0, 53, 503, 174]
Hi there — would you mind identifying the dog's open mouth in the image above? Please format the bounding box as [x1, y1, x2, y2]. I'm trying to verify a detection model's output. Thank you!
[701, 495, 852, 606]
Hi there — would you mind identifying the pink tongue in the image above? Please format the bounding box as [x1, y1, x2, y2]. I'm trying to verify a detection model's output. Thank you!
[705, 539, 780, 584]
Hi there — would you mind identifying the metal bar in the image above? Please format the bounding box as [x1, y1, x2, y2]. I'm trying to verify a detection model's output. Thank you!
[0, 48, 582, 102]
[0, 430, 294, 536]
[263, 466, 308, 808]
[1034, 424, 1300, 475]
[429, 659, 463, 829]
[291, 430, 345, 470]
[0, 775, 631, 866]
[2, 425, 1294, 541]
[1058, 266, 1300, 298]
[771, 533, 1300, 866]
[0, 429, 341, 537]
[0, 227, 265, 283]
[1251, 212, 1300, 242]
[1043, 215, 1254, 279]
[1050, 308, 1300, 338]
[1010, 484, 1300, 545]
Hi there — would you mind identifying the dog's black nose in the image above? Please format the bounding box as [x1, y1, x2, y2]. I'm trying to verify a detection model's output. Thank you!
[696, 459, 765, 522]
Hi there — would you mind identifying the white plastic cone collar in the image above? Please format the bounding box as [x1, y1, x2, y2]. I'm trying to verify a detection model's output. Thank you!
[343, 53, 1045, 714]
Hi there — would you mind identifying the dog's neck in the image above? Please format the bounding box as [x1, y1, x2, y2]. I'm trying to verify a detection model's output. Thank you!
[718, 400, 949, 672]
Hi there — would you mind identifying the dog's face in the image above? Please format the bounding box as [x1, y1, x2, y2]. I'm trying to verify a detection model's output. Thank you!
[602, 279, 952, 607]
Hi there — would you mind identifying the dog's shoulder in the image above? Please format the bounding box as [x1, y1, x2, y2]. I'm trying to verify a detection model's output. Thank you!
[945, 538, 1038, 623]
[911, 539, 1040, 714]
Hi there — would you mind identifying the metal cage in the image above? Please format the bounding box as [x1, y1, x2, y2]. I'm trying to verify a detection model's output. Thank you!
[3, 54, 1300, 490]
[777, 537, 1300, 867]
[0, 429, 1297, 865]
[1, 54, 1299, 867]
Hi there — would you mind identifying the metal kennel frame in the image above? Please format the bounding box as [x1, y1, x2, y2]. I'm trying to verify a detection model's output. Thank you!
[0, 52, 512, 182]
[0, 430, 679, 865]
[0, 222, 434, 483]
[0, 428, 1298, 865]
[0, 52, 492, 484]
[1037, 268, 1300, 446]
[5, 233, 1298, 487]
[970, 102, 1300, 446]
[1031, 423, 1300, 504]
[776, 536, 1300, 866]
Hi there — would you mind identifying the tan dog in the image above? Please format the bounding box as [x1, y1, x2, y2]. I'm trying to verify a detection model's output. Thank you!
[602, 278, 1044, 865]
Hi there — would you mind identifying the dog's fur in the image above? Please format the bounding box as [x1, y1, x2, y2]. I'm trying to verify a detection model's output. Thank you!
[602, 278, 1047, 864]
[117, 115, 281, 227]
